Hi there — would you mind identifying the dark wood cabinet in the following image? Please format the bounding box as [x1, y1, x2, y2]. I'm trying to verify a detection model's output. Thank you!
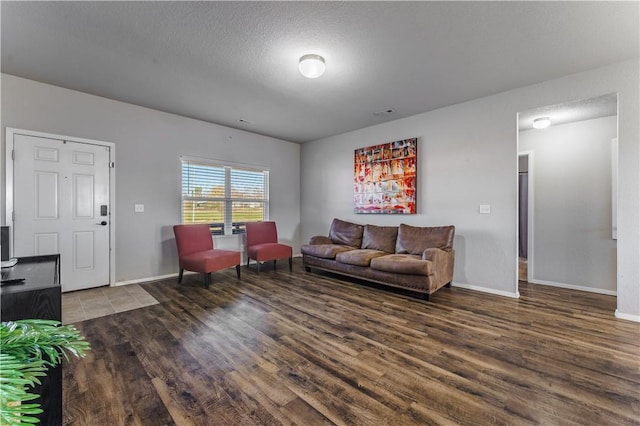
[1, 255, 62, 426]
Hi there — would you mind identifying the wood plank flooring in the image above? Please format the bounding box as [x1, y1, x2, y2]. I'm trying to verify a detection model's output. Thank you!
[62, 259, 640, 425]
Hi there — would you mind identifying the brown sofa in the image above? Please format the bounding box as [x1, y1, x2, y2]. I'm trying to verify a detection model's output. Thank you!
[301, 218, 455, 300]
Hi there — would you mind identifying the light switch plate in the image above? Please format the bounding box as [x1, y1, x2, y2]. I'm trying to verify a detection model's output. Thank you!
[134, 204, 144, 213]
[479, 204, 491, 214]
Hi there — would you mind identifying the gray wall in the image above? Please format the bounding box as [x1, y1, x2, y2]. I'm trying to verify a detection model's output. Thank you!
[1, 74, 301, 282]
[520, 116, 617, 293]
[300, 59, 639, 319]
[3, 59, 638, 320]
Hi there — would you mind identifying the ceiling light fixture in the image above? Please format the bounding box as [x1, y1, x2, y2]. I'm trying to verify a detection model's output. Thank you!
[532, 117, 551, 129]
[298, 54, 325, 79]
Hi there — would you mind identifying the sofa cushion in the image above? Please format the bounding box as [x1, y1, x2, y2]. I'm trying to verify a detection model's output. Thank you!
[309, 235, 333, 245]
[301, 244, 355, 259]
[370, 254, 433, 276]
[395, 224, 455, 255]
[361, 224, 398, 254]
[329, 218, 364, 248]
[336, 249, 387, 266]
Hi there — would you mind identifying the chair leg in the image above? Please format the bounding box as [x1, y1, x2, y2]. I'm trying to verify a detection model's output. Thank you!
[257, 261, 260, 274]
[236, 264, 241, 279]
[273, 260, 277, 270]
[289, 257, 292, 272]
[178, 268, 184, 283]
[203, 273, 211, 289]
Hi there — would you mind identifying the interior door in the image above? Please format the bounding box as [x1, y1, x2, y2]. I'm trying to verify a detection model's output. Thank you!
[13, 134, 111, 292]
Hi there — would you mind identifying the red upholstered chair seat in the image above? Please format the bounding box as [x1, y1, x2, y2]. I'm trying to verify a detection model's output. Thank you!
[247, 243, 292, 261]
[180, 250, 241, 272]
[246, 221, 292, 273]
[173, 224, 241, 288]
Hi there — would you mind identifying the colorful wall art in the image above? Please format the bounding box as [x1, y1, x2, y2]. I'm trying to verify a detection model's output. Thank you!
[354, 137, 417, 214]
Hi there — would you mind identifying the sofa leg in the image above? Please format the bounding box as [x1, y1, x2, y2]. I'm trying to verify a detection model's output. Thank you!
[422, 293, 430, 301]
[203, 273, 211, 288]
[236, 264, 241, 279]
[304, 266, 311, 273]
[178, 268, 184, 283]
[257, 261, 260, 274]
[445, 282, 452, 288]
[289, 257, 293, 272]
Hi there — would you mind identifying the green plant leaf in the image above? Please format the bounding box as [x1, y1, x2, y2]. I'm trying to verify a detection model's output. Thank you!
[1, 319, 91, 423]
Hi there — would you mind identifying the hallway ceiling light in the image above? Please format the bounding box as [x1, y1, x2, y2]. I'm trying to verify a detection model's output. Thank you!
[532, 117, 551, 129]
[298, 54, 325, 79]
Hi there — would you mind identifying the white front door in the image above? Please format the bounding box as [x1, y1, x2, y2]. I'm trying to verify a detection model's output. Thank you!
[13, 134, 111, 292]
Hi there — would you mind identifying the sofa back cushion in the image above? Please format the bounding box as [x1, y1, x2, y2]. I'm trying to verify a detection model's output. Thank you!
[329, 218, 364, 248]
[362, 224, 398, 253]
[395, 224, 455, 254]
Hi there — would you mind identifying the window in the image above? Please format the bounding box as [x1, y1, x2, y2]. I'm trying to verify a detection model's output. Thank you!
[181, 158, 269, 235]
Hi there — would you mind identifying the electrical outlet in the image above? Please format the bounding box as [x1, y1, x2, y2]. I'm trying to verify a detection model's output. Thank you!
[479, 204, 491, 214]
[134, 204, 144, 213]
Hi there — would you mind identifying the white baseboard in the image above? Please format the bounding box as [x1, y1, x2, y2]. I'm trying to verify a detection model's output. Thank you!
[615, 310, 640, 322]
[452, 282, 520, 299]
[529, 279, 616, 296]
[114, 271, 194, 286]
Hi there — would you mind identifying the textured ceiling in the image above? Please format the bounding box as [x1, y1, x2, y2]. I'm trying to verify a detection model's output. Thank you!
[2, 1, 638, 143]
[518, 93, 618, 131]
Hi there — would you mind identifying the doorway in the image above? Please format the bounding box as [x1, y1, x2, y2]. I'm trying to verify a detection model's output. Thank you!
[5, 128, 116, 292]
[518, 152, 532, 282]
[516, 94, 618, 295]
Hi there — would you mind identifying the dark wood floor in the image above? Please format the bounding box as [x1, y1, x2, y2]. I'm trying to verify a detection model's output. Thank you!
[63, 258, 640, 425]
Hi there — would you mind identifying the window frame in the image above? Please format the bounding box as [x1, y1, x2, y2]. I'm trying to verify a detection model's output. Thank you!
[180, 156, 269, 235]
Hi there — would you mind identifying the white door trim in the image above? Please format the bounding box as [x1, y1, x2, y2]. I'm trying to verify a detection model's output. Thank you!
[5, 127, 116, 286]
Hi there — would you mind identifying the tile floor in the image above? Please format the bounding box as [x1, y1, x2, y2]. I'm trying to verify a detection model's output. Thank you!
[62, 284, 159, 325]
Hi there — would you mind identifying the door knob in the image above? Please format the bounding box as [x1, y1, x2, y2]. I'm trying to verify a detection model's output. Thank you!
[96, 221, 108, 226]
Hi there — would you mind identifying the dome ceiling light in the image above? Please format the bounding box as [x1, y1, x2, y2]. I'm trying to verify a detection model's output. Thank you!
[298, 54, 325, 79]
[532, 117, 551, 129]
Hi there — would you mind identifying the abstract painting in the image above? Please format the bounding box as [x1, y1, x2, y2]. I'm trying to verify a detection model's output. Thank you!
[354, 137, 417, 214]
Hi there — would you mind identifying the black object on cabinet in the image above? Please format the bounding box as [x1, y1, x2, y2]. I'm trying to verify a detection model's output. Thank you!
[1, 255, 62, 426]
[1, 226, 9, 261]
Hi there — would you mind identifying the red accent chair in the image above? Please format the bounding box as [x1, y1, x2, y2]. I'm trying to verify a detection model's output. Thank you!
[173, 224, 241, 288]
[246, 221, 293, 273]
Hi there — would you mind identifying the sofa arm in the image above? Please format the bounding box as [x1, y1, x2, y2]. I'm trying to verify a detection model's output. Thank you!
[309, 235, 333, 245]
[422, 248, 455, 288]
[423, 247, 447, 261]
